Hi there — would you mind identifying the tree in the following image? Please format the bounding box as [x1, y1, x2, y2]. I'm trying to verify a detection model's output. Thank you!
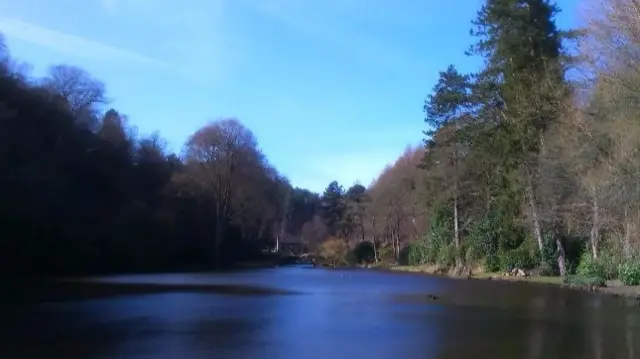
[319, 237, 349, 267]
[287, 188, 321, 236]
[422, 65, 472, 264]
[320, 181, 347, 236]
[184, 118, 263, 267]
[301, 215, 329, 254]
[41, 65, 108, 128]
[468, 0, 571, 273]
[369, 147, 426, 262]
[345, 183, 369, 245]
[0, 33, 307, 276]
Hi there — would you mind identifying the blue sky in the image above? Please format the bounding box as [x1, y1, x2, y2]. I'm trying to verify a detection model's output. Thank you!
[0, 0, 581, 193]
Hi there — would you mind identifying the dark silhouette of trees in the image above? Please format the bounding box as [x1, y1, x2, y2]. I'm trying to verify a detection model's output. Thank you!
[0, 38, 299, 276]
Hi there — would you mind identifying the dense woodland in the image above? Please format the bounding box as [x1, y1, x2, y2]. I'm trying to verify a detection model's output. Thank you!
[0, 41, 315, 274]
[303, 0, 640, 286]
[3, 0, 640, 285]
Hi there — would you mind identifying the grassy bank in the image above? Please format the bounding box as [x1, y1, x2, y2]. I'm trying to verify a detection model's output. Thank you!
[387, 264, 640, 299]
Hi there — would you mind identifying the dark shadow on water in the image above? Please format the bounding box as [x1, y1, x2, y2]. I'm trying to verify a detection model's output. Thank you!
[2, 269, 640, 359]
[1, 279, 299, 305]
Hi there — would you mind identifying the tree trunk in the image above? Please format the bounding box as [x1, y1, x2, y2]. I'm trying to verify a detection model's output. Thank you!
[590, 195, 600, 259]
[527, 176, 544, 252]
[556, 235, 567, 276]
[215, 208, 223, 269]
[372, 216, 379, 263]
[395, 217, 402, 260]
[452, 141, 461, 266]
[372, 240, 378, 263]
[624, 207, 634, 258]
[453, 191, 461, 266]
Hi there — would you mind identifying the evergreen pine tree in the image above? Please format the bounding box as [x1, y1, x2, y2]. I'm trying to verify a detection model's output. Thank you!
[468, 0, 569, 267]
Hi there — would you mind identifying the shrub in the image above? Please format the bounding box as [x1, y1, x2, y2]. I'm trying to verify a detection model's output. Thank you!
[484, 254, 501, 273]
[378, 245, 396, 263]
[576, 251, 605, 280]
[576, 248, 619, 281]
[405, 240, 429, 266]
[466, 213, 500, 259]
[464, 244, 482, 264]
[350, 241, 376, 264]
[563, 274, 606, 287]
[599, 247, 622, 280]
[319, 237, 349, 266]
[437, 244, 457, 267]
[538, 262, 556, 276]
[618, 260, 640, 285]
[499, 245, 538, 271]
[540, 233, 558, 274]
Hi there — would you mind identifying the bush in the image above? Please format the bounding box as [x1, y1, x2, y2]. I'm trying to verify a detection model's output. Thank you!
[599, 247, 622, 280]
[538, 262, 556, 276]
[576, 248, 619, 281]
[484, 254, 501, 272]
[618, 260, 640, 285]
[319, 237, 349, 266]
[350, 241, 376, 264]
[576, 251, 605, 280]
[499, 245, 538, 271]
[465, 212, 500, 259]
[378, 245, 396, 263]
[563, 274, 606, 287]
[405, 240, 429, 266]
[437, 244, 457, 267]
[540, 233, 558, 273]
[464, 244, 482, 264]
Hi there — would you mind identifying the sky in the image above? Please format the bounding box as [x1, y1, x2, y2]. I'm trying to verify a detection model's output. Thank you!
[0, 0, 582, 193]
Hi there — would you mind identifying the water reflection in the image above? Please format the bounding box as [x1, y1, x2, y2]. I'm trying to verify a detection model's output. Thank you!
[2, 268, 640, 359]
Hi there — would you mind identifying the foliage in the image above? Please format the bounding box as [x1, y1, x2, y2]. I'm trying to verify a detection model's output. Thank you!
[576, 251, 603, 280]
[537, 262, 556, 277]
[405, 241, 429, 266]
[377, 245, 397, 262]
[483, 254, 501, 273]
[321, 181, 346, 236]
[6, 0, 640, 288]
[0, 39, 308, 275]
[540, 234, 559, 275]
[576, 244, 622, 281]
[618, 260, 640, 286]
[319, 237, 349, 266]
[465, 211, 501, 261]
[563, 275, 606, 288]
[498, 243, 539, 271]
[437, 244, 458, 268]
[349, 241, 376, 265]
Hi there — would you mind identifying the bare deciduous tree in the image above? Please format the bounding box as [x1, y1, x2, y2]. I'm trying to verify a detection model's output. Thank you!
[184, 118, 260, 266]
[41, 65, 108, 128]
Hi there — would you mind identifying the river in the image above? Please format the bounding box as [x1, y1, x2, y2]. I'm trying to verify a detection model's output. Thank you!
[2, 266, 640, 359]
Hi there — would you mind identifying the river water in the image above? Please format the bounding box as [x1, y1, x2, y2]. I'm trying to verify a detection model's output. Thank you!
[2, 266, 640, 359]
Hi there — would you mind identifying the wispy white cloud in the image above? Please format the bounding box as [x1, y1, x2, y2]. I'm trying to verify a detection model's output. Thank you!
[0, 16, 174, 69]
[0, 10, 237, 83]
[94, 0, 233, 84]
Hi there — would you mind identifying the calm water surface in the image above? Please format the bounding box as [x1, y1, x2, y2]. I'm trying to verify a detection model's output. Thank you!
[2, 267, 640, 359]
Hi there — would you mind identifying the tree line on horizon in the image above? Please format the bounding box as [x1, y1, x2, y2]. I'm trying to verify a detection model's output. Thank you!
[303, 0, 640, 286]
[4, 0, 640, 286]
[0, 36, 334, 275]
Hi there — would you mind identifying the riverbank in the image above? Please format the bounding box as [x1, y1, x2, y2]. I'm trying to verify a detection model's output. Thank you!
[388, 264, 640, 299]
